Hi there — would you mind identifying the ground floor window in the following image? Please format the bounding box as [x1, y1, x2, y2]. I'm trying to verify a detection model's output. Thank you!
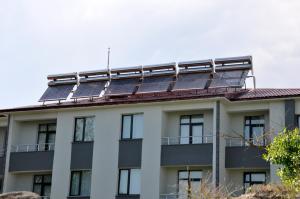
[244, 172, 266, 191]
[178, 170, 202, 197]
[33, 174, 52, 197]
[69, 170, 92, 196]
[118, 169, 141, 195]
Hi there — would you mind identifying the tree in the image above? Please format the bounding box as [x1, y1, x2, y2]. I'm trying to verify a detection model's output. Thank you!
[263, 128, 300, 192]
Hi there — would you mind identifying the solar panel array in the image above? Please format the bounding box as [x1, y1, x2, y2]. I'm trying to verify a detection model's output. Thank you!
[39, 56, 253, 102]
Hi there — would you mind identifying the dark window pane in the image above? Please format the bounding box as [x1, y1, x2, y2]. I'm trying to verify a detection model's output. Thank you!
[48, 124, 56, 131]
[180, 116, 190, 124]
[191, 115, 203, 123]
[75, 119, 84, 141]
[43, 175, 52, 183]
[33, 184, 42, 195]
[39, 125, 47, 132]
[132, 114, 143, 139]
[81, 171, 92, 196]
[122, 116, 131, 139]
[129, 169, 141, 194]
[119, 170, 129, 194]
[84, 117, 94, 141]
[70, 172, 80, 195]
[34, 176, 43, 183]
[180, 125, 189, 144]
[44, 185, 51, 196]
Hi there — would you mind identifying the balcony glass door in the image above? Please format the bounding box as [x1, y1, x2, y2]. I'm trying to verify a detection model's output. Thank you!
[180, 115, 203, 144]
[38, 123, 56, 151]
[178, 171, 202, 198]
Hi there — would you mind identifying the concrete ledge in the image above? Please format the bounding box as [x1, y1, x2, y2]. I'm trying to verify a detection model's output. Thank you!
[71, 142, 94, 170]
[115, 195, 140, 199]
[119, 139, 142, 168]
[161, 143, 213, 166]
[225, 146, 270, 169]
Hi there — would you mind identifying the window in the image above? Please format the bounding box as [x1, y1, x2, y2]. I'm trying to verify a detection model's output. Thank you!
[178, 171, 202, 196]
[74, 117, 95, 142]
[244, 172, 266, 191]
[118, 169, 141, 195]
[33, 174, 52, 197]
[38, 123, 56, 151]
[70, 170, 92, 196]
[244, 116, 265, 146]
[121, 114, 143, 139]
[180, 115, 204, 144]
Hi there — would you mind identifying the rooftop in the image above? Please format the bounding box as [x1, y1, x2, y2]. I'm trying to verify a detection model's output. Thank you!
[1, 88, 300, 113]
[1, 55, 300, 113]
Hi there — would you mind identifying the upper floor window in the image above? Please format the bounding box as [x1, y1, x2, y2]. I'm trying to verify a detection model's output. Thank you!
[38, 123, 56, 151]
[74, 117, 95, 142]
[178, 170, 202, 196]
[70, 170, 92, 197]
[118, 169, 141, 195]
[180, 115, 203, 144]
[121, 114, 143, 139]
[33, 174, 52, 197]
[244, 172, 266, 191]
[244, 116, 265, 146]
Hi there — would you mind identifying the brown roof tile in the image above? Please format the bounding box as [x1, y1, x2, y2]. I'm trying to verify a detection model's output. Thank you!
[1, 88, 300, 113]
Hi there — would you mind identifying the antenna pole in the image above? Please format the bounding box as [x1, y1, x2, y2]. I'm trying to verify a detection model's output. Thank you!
[107, 47, 111, 71]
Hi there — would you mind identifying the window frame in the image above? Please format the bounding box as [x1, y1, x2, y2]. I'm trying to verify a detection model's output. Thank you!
[179, 114, 204, 144]
[38, 123, 56, 143]
[244, 116, 265, 146]
[73, 117, 95, 142]
[243, 172, 266, 191]
[177, 170, 202, 194]
[69, 170, 92, 197]
[32, 174, 52, 197]
[121, 114, 143, 140]
[118, 168, 141, 196]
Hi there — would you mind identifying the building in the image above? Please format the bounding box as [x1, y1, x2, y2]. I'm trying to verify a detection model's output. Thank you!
[0, 56, 299, 199]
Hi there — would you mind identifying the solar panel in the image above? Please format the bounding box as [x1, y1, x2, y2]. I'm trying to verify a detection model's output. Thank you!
[210, 70, 249, 88]
[137, 76, 174, 93]
[39, 84, 75, 102]
[173, 73, 210, 90]
[72, 81, 107, 98]
[105, 78, 140, 96]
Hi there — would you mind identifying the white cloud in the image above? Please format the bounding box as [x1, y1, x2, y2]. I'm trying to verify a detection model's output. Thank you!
[0, 0, 300, 108]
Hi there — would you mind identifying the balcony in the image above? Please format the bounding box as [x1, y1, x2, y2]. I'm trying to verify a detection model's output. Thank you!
[161, 136, 213, 166]
[225, 138, 269, 169]
[9, 143, 54, 172]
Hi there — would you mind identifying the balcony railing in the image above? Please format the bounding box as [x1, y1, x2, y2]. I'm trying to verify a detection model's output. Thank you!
[225, 138, 266, 147]
[11, 143, 55, 152]
[161, 136, 213, 145]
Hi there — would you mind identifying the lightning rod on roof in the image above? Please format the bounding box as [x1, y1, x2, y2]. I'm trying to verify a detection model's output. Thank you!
[107, 47, 111, 71]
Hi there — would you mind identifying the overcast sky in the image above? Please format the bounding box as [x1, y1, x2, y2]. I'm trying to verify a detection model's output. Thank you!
[0, 0, 300, 109]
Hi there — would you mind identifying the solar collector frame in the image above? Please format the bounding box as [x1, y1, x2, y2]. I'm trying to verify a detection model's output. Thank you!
[72, 70, 109, 99]
[39, 73, 77, 102]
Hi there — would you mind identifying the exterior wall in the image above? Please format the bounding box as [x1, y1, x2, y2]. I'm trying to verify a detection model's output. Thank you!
[1, 97, 295, 197]
[269, 101, 285, 183]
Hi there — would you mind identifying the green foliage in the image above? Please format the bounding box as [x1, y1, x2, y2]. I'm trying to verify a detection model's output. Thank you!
[263, 128, 300, 192]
